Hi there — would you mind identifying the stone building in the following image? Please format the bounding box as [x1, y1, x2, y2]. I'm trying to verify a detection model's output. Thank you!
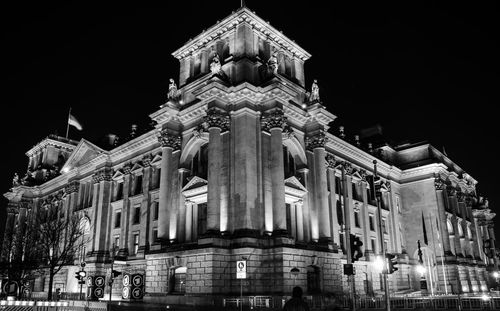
[1, 6, 498, 304]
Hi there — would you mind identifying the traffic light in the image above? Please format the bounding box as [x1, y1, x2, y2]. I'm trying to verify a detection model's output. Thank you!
[75, 272, 81, 281]
[386, 253, 398, 274]
[75, 271, 86, 284]
[111, 270, 121, 279]
[350, 234, 363, 262]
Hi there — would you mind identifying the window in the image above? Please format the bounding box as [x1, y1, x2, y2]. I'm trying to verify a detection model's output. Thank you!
[286, 203, 297, 239]
[371, 238, 377, 253]
[354, 211, 360, 228]
[134, 175, 143, 195]
[133, 233, 139, 255]
[116, 182, 123, 201]
[336, 200, 343, 226]
[384, 240, 389, 252]
[197, 203, 207, 236]
[152, 228, 158, 242]
[133, 205, 140, 224]
[382, 218, 387, 233]
[339, 232, 345, 253]
[396, 196, 401, 214]
[114, 236, 120, 249]
[151, 167, 160, 189]
[369, 215, 375, 231]
[306, 266, 320, 294]
[335, 176, 342, 195]
[399, 223, 404, 248]
[153, 202, 159, 221]
[114, 211, 121, 228]
[173, 267, 187, 293]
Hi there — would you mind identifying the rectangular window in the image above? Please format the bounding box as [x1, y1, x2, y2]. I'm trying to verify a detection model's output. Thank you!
[153, 202, 159, 221]
[134, 175, 143, 195]
[339, 232, 345, 253]
[335, 176, 342, 195]
[114, 236, 120, 249]
[369, 215, 375, 231]
[396, 196, 401, 214]
[382, 218, 387, 233]
[133, 233, 139, 255]
[384, 240, 389, 252]
[115, 211, 121, 228]
[371, 238, 377, 253]
[354, 211, 360, 228]
[116, 182, 123, 201]
[133, 205, 140, 224]
[152, 228, 158, 242]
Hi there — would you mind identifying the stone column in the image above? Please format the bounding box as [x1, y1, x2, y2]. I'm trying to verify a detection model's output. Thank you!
[140, 156, 152, 250]
[157, 130, 181, 241]
[295, 201, 304, 241]
[1, 202, 19, 261]
[306, 130, 330, 243]
[185, 201, 193, 242]
[120, 163, 132, 256]
[204, 108, 230, 236]
[326, 154, 340, 247]
[447, 187, 462, 254]
[297, 168, 311, 242]
[434, 176, 452, 257]
[92, 168, 112, 258]
[488, 225, 498, 267]
[262, 110, 287, 235]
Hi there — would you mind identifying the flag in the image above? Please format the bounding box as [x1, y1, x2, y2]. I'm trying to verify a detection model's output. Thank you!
[68, 113, 83, 131]
[422, 212, 428, 245]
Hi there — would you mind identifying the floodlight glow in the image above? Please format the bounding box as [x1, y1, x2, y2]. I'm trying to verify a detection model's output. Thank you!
[493, 272, 499, 278]
[373, 255, 384, 272]
[416, 264, 426, 276]
[481, 294, 490, 301]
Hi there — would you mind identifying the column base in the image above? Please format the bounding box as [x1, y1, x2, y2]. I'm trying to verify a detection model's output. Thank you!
[201, 229, 221, 238]
[272, 229, 288, 237]
[232, 228, 261, 238]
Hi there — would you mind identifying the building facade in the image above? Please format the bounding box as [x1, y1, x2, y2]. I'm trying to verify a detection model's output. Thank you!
[1, 6, 498, 303]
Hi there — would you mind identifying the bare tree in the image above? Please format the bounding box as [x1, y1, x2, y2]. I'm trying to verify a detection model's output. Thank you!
[32, 200, 90, 300]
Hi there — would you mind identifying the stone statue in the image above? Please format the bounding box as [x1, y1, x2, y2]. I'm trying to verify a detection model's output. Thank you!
[167, 78, 179, 100]
[309, 79, 320, 103]
[210, 53, 222, 75]
[12, 173, 20, 187]
[267, 52, 278, 74]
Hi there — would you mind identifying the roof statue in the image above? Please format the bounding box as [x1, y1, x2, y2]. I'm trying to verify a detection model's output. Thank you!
[267, 52, 278, 75]
[210, 52, 222, 75]
[309, 79, 320, 103]
[167, 78, 181, 101]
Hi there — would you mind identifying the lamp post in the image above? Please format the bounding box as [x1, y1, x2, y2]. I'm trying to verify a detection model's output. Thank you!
[108, 243, 118, 302]
[417, 240, 428, 295]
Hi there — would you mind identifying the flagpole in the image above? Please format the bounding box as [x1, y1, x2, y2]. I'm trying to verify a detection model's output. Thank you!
[65, 107, 72, 139]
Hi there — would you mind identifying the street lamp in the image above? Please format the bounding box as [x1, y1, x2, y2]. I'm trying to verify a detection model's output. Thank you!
[493, 272, 499, 291]
[373, 255, 385, 273]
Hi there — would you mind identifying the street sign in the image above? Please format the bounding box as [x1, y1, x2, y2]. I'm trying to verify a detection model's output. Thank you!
[122, 287, 130, 299]
[236, 260, 247, 279]
[123, 274, 130, 286]
[95, 276, 105, 287]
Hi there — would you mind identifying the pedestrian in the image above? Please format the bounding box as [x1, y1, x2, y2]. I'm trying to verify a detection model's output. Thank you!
[283, 286, 310, 311]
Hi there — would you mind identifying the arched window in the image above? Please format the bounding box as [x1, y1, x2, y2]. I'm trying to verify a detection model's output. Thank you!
[190, 144, 208, 179]
[306, 266, 320, 294]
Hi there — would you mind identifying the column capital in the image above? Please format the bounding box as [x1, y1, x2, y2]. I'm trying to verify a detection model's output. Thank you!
[305, 130, 327, 151]
[64, 180, 80, 194]
[447, 186, 457, 197]
[340, 161, 354, 176]
[434, 175, 445, 191]
[122, 162, 133, 175]
[92, 167, 113, 183]
[142, 154, 153, 167]
[7, 202, 20, 214]
[261, 109, 286, 132]
[456, 189, 465, 202]
[158, 130, 181, 150]
[325, 154, 336, 169]
[204, 107, 230, 132]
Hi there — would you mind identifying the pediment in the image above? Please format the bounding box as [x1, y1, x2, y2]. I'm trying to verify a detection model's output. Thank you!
[131, 162, 144, 173]
[284, 176, 307, 192]
[112, 170, 124, 181]
[182, 176, 208, 191]
[60, 139, 107, 172]
[151, 153, 162, 165]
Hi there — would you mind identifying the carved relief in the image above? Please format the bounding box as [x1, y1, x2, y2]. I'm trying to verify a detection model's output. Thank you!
[142, 154, 153, 167]
[64, 181, 80, 194]
[456, 189, 465, 202]
[122, 163, 133, 175]
[261, 109, 286, 132]
[325, 154, 336, 169]
[282, 123, 295, 140]
[92, 168, 113, 183]
[434, 175, 445, 191]
[342, 161, 354, 176]
[305, 131, 327, 151]
[158, 130, 182, 150]
[203, 108, 230, 132]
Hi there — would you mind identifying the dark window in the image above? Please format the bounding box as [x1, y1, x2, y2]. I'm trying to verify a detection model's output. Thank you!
[306, 266, 321, 294]
[191, 145, 208, 179]
[382, 218, 387, 233]
[369, 215, 375, 231]
[173, 267, 187, 294]
[335, 176, 343, 195]
[151, 168, 160, 190]
[133, 233, 139, 255]
[339, 232, 345, 253]
[133, 206, 140, 224]
[153, 202, 159, 221]
[116, 183, 123, 201]
[354, 211, 360, 228]
[134, 175, 143, 195]
[115, 211, 121, 228]
[371, 239, 377, 253]
[197, 203, 207, 236]
[152, 228, 158, 242]
[336, 200, 343, 226]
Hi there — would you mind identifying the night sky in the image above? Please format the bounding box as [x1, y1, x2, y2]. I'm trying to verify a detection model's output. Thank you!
[1, 1, 498, 240]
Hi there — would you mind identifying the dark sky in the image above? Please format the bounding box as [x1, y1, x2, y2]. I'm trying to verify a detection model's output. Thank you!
[1, 1, 498, 240]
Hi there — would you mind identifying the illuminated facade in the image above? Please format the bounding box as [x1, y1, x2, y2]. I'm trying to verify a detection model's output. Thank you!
[2, 6, 498, 303]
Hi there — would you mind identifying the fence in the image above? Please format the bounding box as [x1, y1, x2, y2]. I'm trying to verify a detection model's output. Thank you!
[0, 300, 108, 311]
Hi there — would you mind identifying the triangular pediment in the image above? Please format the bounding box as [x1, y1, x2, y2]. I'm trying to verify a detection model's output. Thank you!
[151, 153, 162, 165]
[131, 162, 144, 172]
[284, 176, 307, 192]
[60, 139, 107, 172]
[112, 170, 124, 181]
[182, 176, 208, 191]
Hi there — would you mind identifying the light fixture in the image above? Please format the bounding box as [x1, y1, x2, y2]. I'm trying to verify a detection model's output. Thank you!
[373, 255, 384, 272]
[416, 264, 426, 276]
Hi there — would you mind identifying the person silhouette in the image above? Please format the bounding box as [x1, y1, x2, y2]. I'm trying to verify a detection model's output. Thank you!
[283, 286, 310, 311]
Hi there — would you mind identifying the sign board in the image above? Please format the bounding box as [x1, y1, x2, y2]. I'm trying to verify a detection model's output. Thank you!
[122, 274, 130, 286]
[122, 287, 130, 299]
[95, 276, 105, 287]
[236, 260, 247, 279]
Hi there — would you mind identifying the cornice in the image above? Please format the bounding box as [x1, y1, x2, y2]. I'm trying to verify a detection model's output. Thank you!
[172, 7, 311, 61]
[25, 137, 76, 157]
[325, 133, 401, 180]
[109, 131, 158, 163]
